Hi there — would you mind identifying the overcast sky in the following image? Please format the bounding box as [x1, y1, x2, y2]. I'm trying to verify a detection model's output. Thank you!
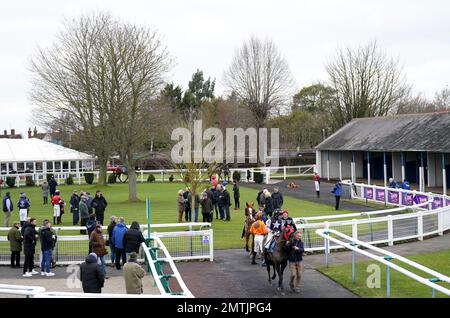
[1, 0, 449, 135]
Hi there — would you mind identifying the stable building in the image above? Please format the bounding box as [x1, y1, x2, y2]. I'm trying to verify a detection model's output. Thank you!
[315, 112, 450, 194]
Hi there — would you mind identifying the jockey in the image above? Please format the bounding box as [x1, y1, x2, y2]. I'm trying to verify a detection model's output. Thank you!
[264, 209, 283, 254]
[280, 210, 297, 232]
[250, 211, 268, 265]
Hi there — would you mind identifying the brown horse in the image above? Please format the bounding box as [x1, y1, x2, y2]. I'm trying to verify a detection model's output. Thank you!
[264, 226, 295, 292]
[243, 202, 256, 252]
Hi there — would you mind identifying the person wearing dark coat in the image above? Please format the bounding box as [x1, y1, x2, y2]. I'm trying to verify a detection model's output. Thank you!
[200, 190, 213, 222]
[233, 181, 240, 210]
[123, 221, 145, 255]
[183, 189, 192, 222]
[217, 185, 231, 221]
[271, 188, 284, 210]
[287, 231, 304, 293]
[40, 220, 56, 276]
[80, 253, 105, 293]
[91, 190, 108, 225]
[107, 216, 117, 265]
[22, 218, 38, 277]
[48, 177, 58, 199]
[210, 186, 219, 220]
[70, 190, 80, 225]
[7, 222, 22, 268]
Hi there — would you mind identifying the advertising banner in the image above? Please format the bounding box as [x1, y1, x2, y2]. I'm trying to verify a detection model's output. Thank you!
[387, 190, 400, 204]
[364, 187, 374, 200]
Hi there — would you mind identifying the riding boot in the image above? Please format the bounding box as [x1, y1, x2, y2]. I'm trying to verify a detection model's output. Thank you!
[251, 252, 257, 265]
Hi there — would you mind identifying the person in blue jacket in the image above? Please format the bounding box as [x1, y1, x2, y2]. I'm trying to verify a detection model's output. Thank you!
[111, 217, 128, 270]
[401, 179, 410, 190]
[388, 178, 398, 188]
[331, 180, 342, 210]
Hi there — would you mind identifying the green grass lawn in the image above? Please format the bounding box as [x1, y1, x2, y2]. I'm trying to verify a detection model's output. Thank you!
[0, 182, 354, 250]
[317, 250, 450, 298]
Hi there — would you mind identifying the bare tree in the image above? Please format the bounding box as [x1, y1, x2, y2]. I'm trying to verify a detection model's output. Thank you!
[30, 13, 115, 185]
[326, 41, 409, 128]
[30, 13, 171, 201]
[396, 92, 435, 114]
[433, 86, 450, 110]
[104, 22, 171, 201]
[223, 36, 296, 128]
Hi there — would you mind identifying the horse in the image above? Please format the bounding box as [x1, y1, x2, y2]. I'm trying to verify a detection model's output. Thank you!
[243, 202, 256, 252]
[264, 226, 295, 292]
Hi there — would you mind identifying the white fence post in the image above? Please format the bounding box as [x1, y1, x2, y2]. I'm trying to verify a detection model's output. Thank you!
[283, 166, 286, 180]
[352, 219, 358, 241]
[417, 214, 424, 241]
[438, 210, 444, 236]
[209, 229, 214, 262]
[387, 215, 394, 246]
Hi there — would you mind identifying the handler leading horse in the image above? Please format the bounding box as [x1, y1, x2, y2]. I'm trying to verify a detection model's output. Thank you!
[242, 202, 256, 252]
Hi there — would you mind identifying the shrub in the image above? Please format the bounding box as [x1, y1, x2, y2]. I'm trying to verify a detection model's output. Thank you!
[25, 176, 35, 187]
[169, 174, 174, 182]
[66, 175, 74, 185]
[6, 177, 16, 188]
[147, 174, 155, 183]
[232, 171, 241, 182]
[253, 172, 263, 184]
[107, 173, 116, 184]
[84, 173, 94, 185]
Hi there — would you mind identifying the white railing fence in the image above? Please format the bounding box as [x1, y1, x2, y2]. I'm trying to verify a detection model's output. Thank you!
[294, 182, 450, 252]
[0, 222, 213, 265]
[0, 165, 316, 187]
[316, 229, 450, 298]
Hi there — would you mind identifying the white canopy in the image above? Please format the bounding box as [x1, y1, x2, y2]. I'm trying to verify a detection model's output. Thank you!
[0, 138, 94, 163]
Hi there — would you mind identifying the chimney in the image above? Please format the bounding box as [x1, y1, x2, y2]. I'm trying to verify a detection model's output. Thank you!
[33, 127, 38, 137]
[28, 128, 32, 138]
[3, 130, 6, 136]
[11, 129, 15, 136]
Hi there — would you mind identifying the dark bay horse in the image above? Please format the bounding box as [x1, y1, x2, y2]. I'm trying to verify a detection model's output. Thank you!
[264, 227, 295, 292]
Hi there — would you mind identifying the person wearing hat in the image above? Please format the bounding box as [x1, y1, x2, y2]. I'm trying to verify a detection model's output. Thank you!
[280, 210, 297, 232]
[51, 190, 63, 225]
[17, 193, 30, 228]
[123, 252, 145, 294]
[80, 252, 105, 293]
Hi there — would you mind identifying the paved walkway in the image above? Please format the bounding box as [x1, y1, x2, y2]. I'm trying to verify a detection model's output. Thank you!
[242, 178, 376, 212]
[176, 249, 357, 298]
[0, 263, 159, 297]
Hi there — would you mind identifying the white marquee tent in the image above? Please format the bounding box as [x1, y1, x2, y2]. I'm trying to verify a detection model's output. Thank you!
[0, 138, 95, 177]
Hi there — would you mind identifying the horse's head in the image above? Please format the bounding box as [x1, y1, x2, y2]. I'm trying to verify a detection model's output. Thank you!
[245, 202, 255, 217]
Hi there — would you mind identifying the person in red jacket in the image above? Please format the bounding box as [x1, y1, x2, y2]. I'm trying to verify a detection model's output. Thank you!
[52, 190, 64, 225]
[313, 172, 321, 198]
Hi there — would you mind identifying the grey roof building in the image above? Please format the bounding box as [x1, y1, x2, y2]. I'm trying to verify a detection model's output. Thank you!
[315, 112, 450, 194]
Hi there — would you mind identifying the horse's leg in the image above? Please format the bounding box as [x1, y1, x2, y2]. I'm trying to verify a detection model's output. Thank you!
[245, 233, 249, 252]
[271, 263, 277, 280]
[279, 261, 288, 291]
[276, 263, 284, 291]
[266, 257, 272, 285]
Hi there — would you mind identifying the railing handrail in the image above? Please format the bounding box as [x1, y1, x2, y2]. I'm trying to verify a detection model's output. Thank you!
[150, 234, 194, 297]
[316, 228, 450, 296]
[33, 292, 185, 298]
[0, 284, 46, 297]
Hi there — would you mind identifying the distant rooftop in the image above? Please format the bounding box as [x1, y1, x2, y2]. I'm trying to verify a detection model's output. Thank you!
[316, 111, 450, 153]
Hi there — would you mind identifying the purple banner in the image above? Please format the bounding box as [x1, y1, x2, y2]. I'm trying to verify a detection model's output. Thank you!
[387, 191, 399, 204]
[432, 197, 443, 210]
[413, 194, 429, 207]
[402, 193, 414, 206]
[364, 187, 374, 200]
[447, 199, 450, 207]
[375, 189, 385, 202]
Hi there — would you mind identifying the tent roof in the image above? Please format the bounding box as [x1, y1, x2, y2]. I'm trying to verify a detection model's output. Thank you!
[0, 138, 94, 162]
[316, 111, 450, 153]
